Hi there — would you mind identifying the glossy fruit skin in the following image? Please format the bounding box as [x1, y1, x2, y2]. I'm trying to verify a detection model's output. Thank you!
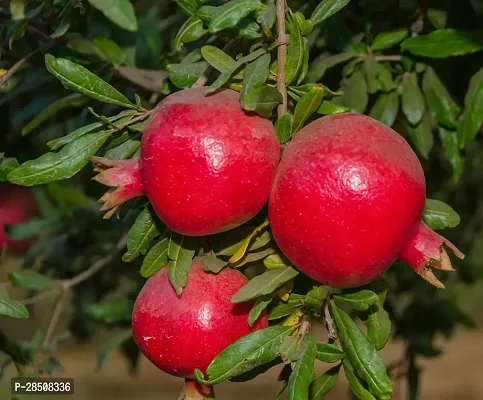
[139, 87, 280, 236]
[131, 259, 268, 378]
[0, 183, 38, 252]
[269, 113, 427, 288]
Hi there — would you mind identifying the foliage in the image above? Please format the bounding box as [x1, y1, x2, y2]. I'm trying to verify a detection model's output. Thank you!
[0, 0, 482, 399]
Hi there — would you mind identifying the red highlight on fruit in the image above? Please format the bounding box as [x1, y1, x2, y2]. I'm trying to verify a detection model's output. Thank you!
[269, 113, 464, 289]
[91, 87, 280, 236]
[0, 183, 38, 253]
[131, 259, 268, 398]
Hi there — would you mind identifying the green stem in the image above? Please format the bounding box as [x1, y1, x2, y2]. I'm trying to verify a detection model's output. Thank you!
[181, 379, 215, 400]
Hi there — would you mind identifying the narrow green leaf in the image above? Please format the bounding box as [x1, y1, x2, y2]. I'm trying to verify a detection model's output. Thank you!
[423, 199, 461, 230]
[287, 334, 317, 400]
[195, 325, 294, 384]
[275, 113, 293, 144]
[264, 254, 289, 269]
[0, 155, 19, 182]
[404, 112, 434, 158]
[422, 67, 459, 128]
[369, 92, 399, 127]
[259, 0, 276, 35]
[96, 329, 132, 372]
[401, 29, 483, 58]
[87, 0, 138, 32]
[201, 45, 239, 75]
[310, 0, 351, 27]
[401, 74, 425, 125]
[336, 69, 368, 113]
[140, 238, 169, 278]
[167, 61, 209, 89]
[309, 364, 341, 400]
[167, 233, 196, 295]
[122, 208, 160, 262]
[292, 85, 324, 133]
[88, 297, 133, 323]
[241, 86, 282, 117]
[296, 38, 310, 85]
[329, 303, 392, 398]
[45, 55, 135, 108]
[8, 271, 55, 291]
[209, 0, 265, 33]
[240, 53, 271, 105]
[457, 82, 483, 149]
[203, 254, 229, 274]
[305, 286, 331, 310]
[0, 290, 29, 319]
[318, 101, 350, 115]
[8, 131, 110, 186]
[174, 0, 199, 16]
[92, 37, 126, 64]
[248, 293, 275, 327]
[306, 53, 357, 83]
[359, 306, 391, 351]
[372, 28, 408, 51]
[465, 67, 483, 107]
[218, 225, 272, 256]
[285, 23, 304, 86]
[269, 297, 305, 320]
[5, 217, 60, 240]
[334, 290, 380, 311]
[428, 8, 447, 30]
[343, 359, 377, 400]
[316, 343, 345, 363]
[10, 0, 27, 21]
[175, 15, 207, 51]
[104, 139, 140, 160]
[280, 335, 301, 363]
[231, 266, 299, 303]
[438, 126, 463, 181]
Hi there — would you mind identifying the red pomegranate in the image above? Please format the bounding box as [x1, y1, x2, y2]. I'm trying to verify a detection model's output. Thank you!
[132, 259, 268, 398]
[268, 113, 464, 289]
[0, 183, 38, 253]
[91, 87, 280, 236]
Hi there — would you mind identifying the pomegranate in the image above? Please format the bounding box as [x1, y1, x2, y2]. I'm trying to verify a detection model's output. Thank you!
[268, 113, 464, 289]
[132, 259, 268, 399]
[0, 183, 38, 253]
[91, 87, 280, 236]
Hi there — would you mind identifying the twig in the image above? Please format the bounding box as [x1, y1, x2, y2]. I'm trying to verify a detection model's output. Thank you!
[324, 301, 336, 343]
[25, 25, 51, 42]
[0, 41, 55, 87]
[41, 293, 66, 351]
[276, 0, 288, 118]
[363, 55, 402, 62]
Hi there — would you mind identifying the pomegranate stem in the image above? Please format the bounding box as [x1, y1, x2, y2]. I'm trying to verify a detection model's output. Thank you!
[181, 379, 215, 400]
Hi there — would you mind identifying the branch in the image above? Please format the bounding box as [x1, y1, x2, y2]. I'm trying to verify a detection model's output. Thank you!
[41, 294, 66, 351]
[276, 0, 288, 119]
[324, 301, 336, 343]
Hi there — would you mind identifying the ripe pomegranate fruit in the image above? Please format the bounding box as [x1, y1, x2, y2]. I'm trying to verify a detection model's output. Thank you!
[132, 258, 268, 399]
[0, 183, 38, 253]
[91, 87, 280, 236]
[268, 113, 464, 289]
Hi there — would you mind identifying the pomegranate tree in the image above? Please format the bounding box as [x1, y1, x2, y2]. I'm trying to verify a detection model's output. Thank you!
[269, 113, 464, 289]
[91, 87, 280, 236]
[132, 258, 268, 399]
[0, 183, 38, 253]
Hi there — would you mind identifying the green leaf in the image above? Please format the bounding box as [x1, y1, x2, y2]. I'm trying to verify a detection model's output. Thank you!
[457, 82, 483, 149]
[293, 85, 324, 133]
[336, 69, 368, 113]
[310, 0, 350, 27]
[201, 46, 241, 77]
[209, 0, 265, 33]
[343, 359, 377, 400]
[248, 293, 275, 327]
[203, 254, 229, 274]
[305, 286, 331, 310]
[104, 139, 140, 160]
[228, 219, 269, 263]
[287, 334, 317, 400]
[140, 238, 169, 278]
[309, 364, 341, 400]
[92, 37, 126, 64]
[465, 67, 483, 107]
[122, 207, 160, 262]
[88, 297, 133, 323]
[10, 0, 27, 21]
[0, 290, 29, 319]
[218, 225, 272, 256]
[422, 67, 459, 128]
[209, 48, 268, 92]
[8, 131, 110, 186]
[330, 303, 392, 398]
[96, 329, 132, 372]
[174, 0, 199, 16]
[195, 325, 294, 384]
[269, 297, 305, 320]
[175, 15, 207, 51]
[45, 55, 135, 108]
[231, 266, 299, 303]
[22, 93, 88, 136]
[264, 254, 289, 269]
[259, 0, 276, 35]
[316, 343, 345, 363]
[0, 155, 20, 182]
[275, 113, 293, 144]
[167, 61, 209, 89]
[5, 217, 60, 240]
[87, 0, 138, 32]
[240, 53, 271, 105]
[423, 199, 461, 230]
[318, 101, 350, 115]
[167, 233, 196, 295]
[401, 29, 483, 58]
[369, 92, 399, 127]
[404, 112, 434, 158]
[306, 53, 357, 83]
[285, 23, 304, 86]
[359, 306, 391, 351]
[428, 8, 447, 30]
[8, 271, 54, 291]
[296, 38, 310, 85]
[401, 74, 425, 125]
[372, 28, 408, 51]
[438, 127, 463, 181]
[280, 335, 301, 363]
[334, 290, 379, 311]
[242, 86, 282, 118]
